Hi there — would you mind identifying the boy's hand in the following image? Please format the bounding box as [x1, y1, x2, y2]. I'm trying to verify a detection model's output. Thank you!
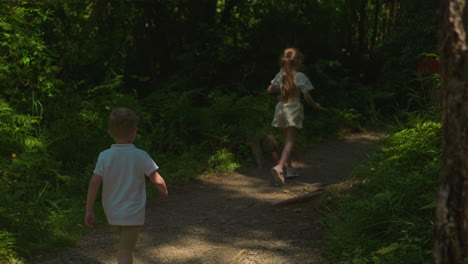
[149, 171, 168, 199]
[157, 185, 168, 199]
[85, 212, 95, 228]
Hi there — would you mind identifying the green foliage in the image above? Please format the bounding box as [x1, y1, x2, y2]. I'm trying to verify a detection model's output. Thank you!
[144, 84, 271, 160]
[0, 80, 83, 261]
[300, 107, 362, 145]
[0, 97, 41, 155]
[208, 148, 240, 171]
[370, 1, 439, 118]
[324, 121, 441, 263]
[0, 0, 61, 100]
[154, 149, 208, 184]
[0, 231, 19, 263]
[0, 0, 439, 261]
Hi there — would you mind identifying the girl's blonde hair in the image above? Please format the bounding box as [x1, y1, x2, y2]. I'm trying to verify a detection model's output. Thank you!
[108, 108, 139, 139]
[279, 48, 303, 100]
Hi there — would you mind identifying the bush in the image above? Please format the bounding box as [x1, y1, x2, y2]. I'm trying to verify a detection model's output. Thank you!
[0, 231, 19, 263]
[208, 148, 240, 171]
[324, 121, 440, 263]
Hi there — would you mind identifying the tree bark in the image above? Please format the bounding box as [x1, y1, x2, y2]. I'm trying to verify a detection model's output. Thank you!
[433, 0, 468, 263]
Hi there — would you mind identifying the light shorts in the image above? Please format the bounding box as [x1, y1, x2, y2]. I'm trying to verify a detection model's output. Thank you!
[271, 101, 304, 128]
[113, 225, 142, 252]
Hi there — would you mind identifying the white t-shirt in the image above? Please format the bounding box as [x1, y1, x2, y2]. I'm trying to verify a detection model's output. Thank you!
[93, 144, 158, 225]
[271, 71, 314, 96]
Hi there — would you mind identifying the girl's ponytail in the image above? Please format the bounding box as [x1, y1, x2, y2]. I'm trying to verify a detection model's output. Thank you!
[279, 48, 303, 101]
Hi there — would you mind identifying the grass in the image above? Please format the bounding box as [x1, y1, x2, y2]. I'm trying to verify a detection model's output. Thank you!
[322, 120, 440, 264]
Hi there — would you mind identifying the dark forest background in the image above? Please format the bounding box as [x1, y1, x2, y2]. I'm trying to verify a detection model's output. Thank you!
[0, 0, 440, 263]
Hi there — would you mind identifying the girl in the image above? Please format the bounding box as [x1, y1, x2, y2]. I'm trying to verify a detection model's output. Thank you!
[267, 48, 320, 186]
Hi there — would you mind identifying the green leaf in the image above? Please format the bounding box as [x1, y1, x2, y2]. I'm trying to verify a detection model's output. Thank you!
[419, 200, 437, 210]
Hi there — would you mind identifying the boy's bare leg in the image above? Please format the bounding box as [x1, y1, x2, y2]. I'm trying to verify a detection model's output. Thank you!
[117, 226, 141, 264]
[118, 250, 134, 264]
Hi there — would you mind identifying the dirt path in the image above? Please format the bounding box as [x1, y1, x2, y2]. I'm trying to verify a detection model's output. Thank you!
[38, 132, 382, 264]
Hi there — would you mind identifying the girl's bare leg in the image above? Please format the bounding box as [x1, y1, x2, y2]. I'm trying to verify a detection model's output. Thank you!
[278, 128, 294, 168]
[274, 126, 297, 173]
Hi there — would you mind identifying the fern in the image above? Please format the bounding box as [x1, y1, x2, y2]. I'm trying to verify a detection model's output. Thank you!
[0, 97, 42, 154]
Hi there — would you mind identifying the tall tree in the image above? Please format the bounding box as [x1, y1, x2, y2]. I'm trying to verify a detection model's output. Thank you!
[433, 0, 468, 263]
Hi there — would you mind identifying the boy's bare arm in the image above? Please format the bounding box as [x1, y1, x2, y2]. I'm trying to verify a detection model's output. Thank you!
[149, 171, 168, 198]
[85, 174, 102, 228]
[303, 92, 320, 109]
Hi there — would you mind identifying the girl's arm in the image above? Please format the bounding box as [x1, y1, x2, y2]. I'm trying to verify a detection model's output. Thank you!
[303, 92, 320, 109]
[267, 84, 279, 94]
[149, 170, 168, 198]
[85, 173, 102, 228]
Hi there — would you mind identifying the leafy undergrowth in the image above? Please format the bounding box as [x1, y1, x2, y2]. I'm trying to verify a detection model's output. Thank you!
[322, 121, 440, 264]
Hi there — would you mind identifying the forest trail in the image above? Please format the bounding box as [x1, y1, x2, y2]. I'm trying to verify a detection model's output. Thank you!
[38, 132, 383, 264]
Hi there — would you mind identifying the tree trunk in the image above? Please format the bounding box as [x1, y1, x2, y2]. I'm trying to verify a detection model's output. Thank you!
[369, 0, 381, 53]
[357, 0, 369, 58]
[433, 0, 468, 263]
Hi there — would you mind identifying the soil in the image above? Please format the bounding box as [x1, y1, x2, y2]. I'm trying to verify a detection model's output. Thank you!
[35, 132, 383, 264]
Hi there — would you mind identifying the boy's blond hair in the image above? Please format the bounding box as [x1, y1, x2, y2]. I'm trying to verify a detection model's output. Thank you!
[108, 108, 139, 139]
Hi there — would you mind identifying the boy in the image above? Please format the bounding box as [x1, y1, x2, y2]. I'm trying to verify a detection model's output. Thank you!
[85, 107, 168, 264]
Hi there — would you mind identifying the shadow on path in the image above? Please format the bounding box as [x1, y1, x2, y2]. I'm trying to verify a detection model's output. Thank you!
[36, 133, 382, 264]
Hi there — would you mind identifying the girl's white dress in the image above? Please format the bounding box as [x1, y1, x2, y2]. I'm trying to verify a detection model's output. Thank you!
[270, 72, 314, 128]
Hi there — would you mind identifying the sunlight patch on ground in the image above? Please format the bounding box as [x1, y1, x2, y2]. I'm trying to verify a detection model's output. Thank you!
[201, 173, 297, 203]
[138, 236, 294, 264]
